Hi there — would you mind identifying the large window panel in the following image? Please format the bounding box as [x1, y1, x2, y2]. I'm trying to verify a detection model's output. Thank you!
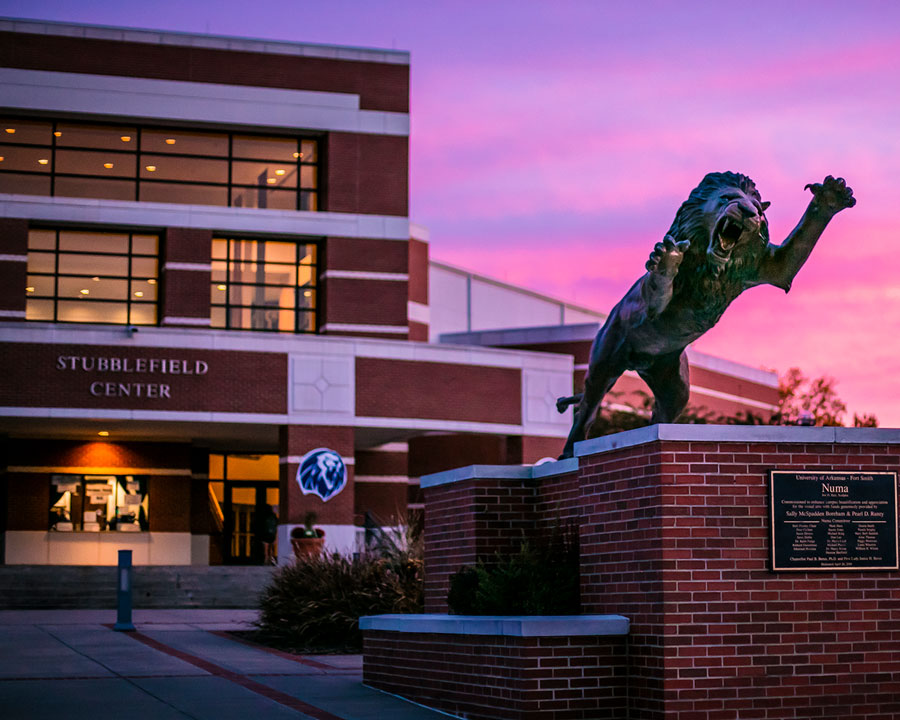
[26, 228, 159, 326]
[141, 129, 228, 156]
[55, 123, 139, 150]
[0, 144, 52, 172]
[56, 149, 136, 178]
[54, 177, 136, 202]
[232, 135, 297, 161]
[140, 182, 229, 207]
[141, 154, 228, 183]
[0, 116, 320, 211]
[2, 119, 52, 145]
[211, 236, 318, 333]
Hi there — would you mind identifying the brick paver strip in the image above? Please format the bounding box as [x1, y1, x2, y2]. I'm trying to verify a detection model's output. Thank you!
[207, 630, 340, 671]
[124, 630, 346, 720]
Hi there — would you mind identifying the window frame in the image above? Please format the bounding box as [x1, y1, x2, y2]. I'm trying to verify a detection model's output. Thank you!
[0, 117, 321, 211]
[26, 227, 160, 326]
[211, 236, 319, 334]
[49, 474, 149, 533]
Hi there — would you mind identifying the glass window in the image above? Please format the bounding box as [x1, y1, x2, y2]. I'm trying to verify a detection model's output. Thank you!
[211, 237, 318, 333]
[140, 182, 228, 206]
[1, 118, 53, 145]
[0, 117, 320, 212]
[232, 136, 297, 161]
[0, 173, 49, 196]
[26, 228, 159, 326]
[0, 144, 52, 172]
[50, 474, 148, 532]
[141, 129, 228, 156]
[55, 177, 136, 202]
[55, 122, 139, 150]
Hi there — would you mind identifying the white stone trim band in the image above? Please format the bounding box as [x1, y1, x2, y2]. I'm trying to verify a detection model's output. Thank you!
[0, 310, 26, 318]
[161, 317, 212, 326]
[323, 270, 409, 281]
[0, 253, 27, 262]
[0, 194, 410, 241]
[0, 68, 410, 137]
[279, 455, 355, 466]
[322, 323, 409, 335]
[407, 301, 430, 324]
[164, 262, 212, 272]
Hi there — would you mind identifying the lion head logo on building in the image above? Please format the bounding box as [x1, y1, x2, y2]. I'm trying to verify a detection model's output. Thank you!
[296, 448, 347, 502]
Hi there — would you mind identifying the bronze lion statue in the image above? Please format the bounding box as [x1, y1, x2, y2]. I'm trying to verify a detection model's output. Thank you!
[558, 172, 855, 459]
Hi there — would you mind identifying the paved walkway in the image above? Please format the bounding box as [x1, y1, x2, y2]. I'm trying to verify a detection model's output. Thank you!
[0, 609, 452, 720]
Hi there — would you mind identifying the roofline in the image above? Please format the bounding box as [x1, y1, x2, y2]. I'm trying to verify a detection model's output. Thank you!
[429, 258, 606, 320]
[0, 17, 410, 66]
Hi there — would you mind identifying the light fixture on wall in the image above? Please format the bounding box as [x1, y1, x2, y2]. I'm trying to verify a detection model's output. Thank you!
[98, 431, 109, 437]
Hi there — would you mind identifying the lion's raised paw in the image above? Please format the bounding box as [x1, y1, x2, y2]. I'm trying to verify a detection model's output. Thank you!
[805, 175, 856, 215]
[646, 235, 690, 277]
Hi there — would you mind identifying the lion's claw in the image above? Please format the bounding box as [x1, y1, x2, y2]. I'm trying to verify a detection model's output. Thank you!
[646, 235, 689, 277]
[806, 175, 856, 215]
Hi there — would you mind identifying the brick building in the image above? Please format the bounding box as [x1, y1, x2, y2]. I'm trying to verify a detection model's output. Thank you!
[0, 18, 778, 567]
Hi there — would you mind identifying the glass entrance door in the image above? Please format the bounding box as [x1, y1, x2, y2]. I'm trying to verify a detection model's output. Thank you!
[223, 481, 279, 565]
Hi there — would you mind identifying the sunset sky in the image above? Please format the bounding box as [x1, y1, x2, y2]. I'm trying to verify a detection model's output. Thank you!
[3, 0, 899, 424]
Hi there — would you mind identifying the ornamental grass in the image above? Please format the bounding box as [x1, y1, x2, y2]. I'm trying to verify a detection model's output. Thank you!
[256, 521, 423, 652]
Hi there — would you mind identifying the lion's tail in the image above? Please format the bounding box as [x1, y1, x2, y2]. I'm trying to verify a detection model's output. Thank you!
[556, 393, 583, 414]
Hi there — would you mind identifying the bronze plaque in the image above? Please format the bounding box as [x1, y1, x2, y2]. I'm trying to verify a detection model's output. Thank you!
[769, 471, 898, 571]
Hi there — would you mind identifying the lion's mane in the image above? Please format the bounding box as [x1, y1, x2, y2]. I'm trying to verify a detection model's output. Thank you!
[664, 171, 771, 324]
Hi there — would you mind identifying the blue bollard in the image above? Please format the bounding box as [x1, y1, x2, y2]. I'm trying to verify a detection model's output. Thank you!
[113, 549, 136, 631]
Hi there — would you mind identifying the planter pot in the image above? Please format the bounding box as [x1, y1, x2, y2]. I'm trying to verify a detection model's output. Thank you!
[291, 536, 325, 558]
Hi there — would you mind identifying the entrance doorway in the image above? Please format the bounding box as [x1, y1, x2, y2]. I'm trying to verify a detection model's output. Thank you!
[209, 454, 280, 565]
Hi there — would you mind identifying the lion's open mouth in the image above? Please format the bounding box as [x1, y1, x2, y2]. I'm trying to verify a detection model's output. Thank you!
[712, 215, 744, 259]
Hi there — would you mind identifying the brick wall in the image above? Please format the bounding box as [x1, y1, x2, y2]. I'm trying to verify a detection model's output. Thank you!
[423, 476, 541, 612]
[0, 344, 287, 413]
[357, 359, 521, 424]
[420, 431, 900, 718]
[0, 31, 409, 113]
[0, 217, 27, 318]
[364, 630, 628, 720]
[161, 227, 212, 326]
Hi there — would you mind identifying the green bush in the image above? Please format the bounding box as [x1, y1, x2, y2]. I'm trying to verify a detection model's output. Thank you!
[257, 523, 423, 651]
[447, 527, 580, 615]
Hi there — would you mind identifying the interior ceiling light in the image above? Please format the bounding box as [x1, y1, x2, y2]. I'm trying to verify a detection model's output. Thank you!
[26, 286, 34, 293]
[38, 158, 49, 165]
[98, 431, 109, 437]
[80, 289, 90, 295]
[0, 157, 4, 162]
[165, 138, 176, 145]
[92, 276, 100, 281]
[147, 279, 157, 285]
[145, 165, 157, 172]
[121, 136, 131, 142]
[293, 152, 301, 158]
[5, 128, 15, 134]
[54, 131, 62, 137]
[216, 284, 226, 291]
[134, 291, 144, 298]
[275, 169, 286, 176]
[103, 162, 114, 169]
[266, 178, 276, 184]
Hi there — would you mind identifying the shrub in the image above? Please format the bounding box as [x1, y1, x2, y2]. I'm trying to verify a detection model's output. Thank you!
[257, 522, 423, 651]
[447, 525, 580, 615]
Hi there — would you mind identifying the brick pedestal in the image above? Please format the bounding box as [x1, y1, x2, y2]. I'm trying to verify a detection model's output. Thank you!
[368, 425, 900, 720]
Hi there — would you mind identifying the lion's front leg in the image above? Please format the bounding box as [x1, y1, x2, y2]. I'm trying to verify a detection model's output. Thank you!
[642, 235, 690, 317]
[759, 176, 855, 292]
[804, 175, 856, 216]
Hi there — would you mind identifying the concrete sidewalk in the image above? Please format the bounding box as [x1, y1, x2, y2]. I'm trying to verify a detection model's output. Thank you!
[0, 609, 452, 720]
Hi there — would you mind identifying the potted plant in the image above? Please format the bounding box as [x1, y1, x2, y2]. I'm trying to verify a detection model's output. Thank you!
[290, 511, 325, 558]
